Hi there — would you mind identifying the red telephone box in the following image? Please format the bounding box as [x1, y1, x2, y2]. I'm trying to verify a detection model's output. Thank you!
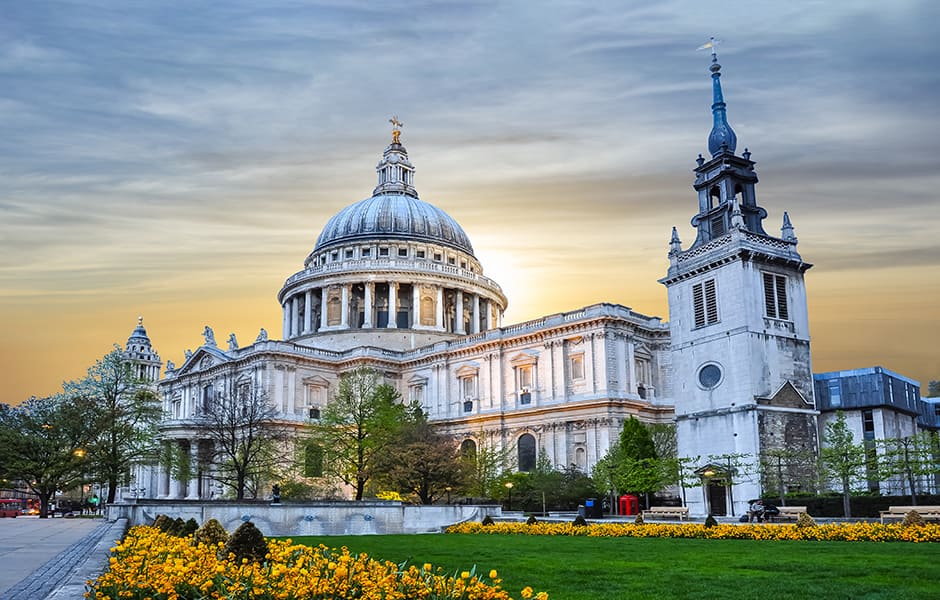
[619, 494, 639, 516]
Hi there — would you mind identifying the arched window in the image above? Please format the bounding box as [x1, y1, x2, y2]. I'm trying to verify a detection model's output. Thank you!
[518, 433, 536, 472]
[460, 439, 477, 460]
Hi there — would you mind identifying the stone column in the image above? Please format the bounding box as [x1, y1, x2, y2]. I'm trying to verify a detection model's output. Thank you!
[436, 286, 444, 330]
[387, 282, 398, 328]
[167, 441, 181, 499]
[320, 289, 328, 330]
[472, 294, 480, 334]
[486, 300, 494, 330]
[186, 442, 200, 499]
[340, 284, 350, 328]
[455, 290, 465, 334]
[413, 283, 421, 328]
[627, 342, 637, 394]
[282, 302, 290, 339]
[304, 290, 313, 333]
[363, 282, 374, 328]
[291, 296, 300, 337]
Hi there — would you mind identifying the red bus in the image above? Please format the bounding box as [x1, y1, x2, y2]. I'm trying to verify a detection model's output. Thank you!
[0, 498, 26, 518]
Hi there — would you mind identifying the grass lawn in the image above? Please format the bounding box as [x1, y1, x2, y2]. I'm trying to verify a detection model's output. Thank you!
[288, 533, 940, 599]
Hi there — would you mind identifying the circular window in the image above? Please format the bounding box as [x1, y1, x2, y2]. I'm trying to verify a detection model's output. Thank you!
[698, 364, 723, 390]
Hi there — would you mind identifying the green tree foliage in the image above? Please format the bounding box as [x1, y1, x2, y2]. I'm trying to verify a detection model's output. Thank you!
[309, 368, 407, 500]
[0, 396, 96, 518]
[820, 411, 868, 518]
[374, 404, 464, 504]
[200, 385, 290, 500]
[877, 432, 938, 505]
[759, 448, 816, 505]
[927, 380, 940, 397]
[459, 430, 514, 499]
[64, 348, 162, 503]
[594, 417, 666, 508]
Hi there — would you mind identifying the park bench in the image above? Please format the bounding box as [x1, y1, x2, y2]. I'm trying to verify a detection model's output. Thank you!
[879, 505, 940, 524]
[642, 506, 689, 521]
[773, 506, 808, 521]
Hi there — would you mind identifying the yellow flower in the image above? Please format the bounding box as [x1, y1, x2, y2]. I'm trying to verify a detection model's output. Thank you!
[521, 585, 534, 598]
[489, 569, 498, 579]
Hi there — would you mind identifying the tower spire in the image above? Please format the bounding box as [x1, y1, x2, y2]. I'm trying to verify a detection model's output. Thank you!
[702, 37, 737, 157]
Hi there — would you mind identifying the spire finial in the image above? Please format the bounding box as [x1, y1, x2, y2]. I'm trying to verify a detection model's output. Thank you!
[389, 115, 403, 145]
[669, 226, 683, 256]
[781, 211, 797, 243]
[137, 315, 143, 326]
[699, 37, 737, 157]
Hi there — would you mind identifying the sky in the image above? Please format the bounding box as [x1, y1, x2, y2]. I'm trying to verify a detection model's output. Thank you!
[1, 1, 939, 404]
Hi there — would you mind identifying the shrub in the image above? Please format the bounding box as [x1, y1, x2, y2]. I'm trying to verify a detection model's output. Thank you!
[795, 512, 816, 528]
[223, 521, 269, 563]
[152, 514, 171, 531]
[193, 518, 230, 548]
[526, 515, 538, 525]
[481, 515, 495, 526]
[903, 510, 925, 527]
[572, 515, 587, 527]
[634, 512, 645, 525]
[169, 517, 186, 536]
[704, 515, 718, 528]
[181, 518, 199, 537]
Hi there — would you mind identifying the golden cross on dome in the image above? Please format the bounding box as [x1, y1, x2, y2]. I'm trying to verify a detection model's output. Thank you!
[389, 115, 403, 144]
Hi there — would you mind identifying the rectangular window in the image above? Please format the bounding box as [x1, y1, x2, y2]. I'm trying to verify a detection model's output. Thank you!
[862, 409, 875, 436]
[692, 279, 719, 328]
[379, 247, 389, 257]
[361, 247, 371, 257]
[447, 257, 456, 265]
[398, 248, 408, 257]
[569, 354, 584, 380]
[828, 380, 842, 407]
[763, 272, 789, 320]
[460, 376, 477, 400]
[433, 253, 442, 262]
[345, 249, 353, 259]
[416, 250, 426, 258]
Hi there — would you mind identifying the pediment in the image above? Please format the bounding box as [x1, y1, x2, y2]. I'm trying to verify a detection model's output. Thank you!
[302, 375, 331, 388]
[510, 349, 539, 366]
[172, 346, 233, 377]
[758, 380, 812, 409]
[408, 374, 429, 386]
[455, 362, 480, 377]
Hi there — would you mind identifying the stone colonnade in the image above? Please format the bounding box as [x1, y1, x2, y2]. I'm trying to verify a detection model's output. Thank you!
[281, 281, 498, 338]
[154, 438, 215, 500]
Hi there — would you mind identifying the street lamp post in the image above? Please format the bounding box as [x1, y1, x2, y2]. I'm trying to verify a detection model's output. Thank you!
[504, 481, 513, 511]
[445, 486, 452, 504]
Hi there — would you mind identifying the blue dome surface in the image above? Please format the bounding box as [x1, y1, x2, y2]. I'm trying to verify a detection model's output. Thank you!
[314, 194, 475, 256]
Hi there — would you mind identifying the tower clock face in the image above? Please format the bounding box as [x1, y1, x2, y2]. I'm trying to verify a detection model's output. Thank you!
[698, 363, 722, 389]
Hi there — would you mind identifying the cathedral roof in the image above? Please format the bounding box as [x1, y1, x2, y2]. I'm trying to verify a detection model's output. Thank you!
[314, 192, 475, 256]
[313, 121, 475, 257]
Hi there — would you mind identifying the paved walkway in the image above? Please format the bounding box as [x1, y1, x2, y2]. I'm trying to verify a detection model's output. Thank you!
[0, 516, 119, 600]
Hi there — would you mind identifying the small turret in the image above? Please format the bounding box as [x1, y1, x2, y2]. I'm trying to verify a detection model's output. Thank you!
[124, 316, 162, 383]
[373, 115, 418, 198]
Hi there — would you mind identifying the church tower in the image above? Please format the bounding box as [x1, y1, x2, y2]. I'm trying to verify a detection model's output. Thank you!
[660, 47, 818, 517]
[124, 317, 162, 383]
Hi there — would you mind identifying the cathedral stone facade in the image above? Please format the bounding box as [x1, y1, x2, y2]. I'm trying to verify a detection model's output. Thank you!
[133, 58, 818, 517]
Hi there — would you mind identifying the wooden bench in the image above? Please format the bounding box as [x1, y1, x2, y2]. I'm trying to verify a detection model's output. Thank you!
[642, 506, 689, 521]
[879, 506, 940, 524]
[773, 506, 808, 521]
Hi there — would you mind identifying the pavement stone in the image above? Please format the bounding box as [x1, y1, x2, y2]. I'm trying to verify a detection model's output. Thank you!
[0, 517, 123, 600]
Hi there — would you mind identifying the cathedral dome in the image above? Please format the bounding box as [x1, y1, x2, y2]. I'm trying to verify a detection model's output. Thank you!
[314, 194, 475, 256]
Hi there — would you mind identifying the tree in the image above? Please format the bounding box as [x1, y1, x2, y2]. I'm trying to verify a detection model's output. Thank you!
[64, 348, 162, 503]
[877, 432, 938, 504]
[200, 386, 291, 500]
[595, 417, 665, 509]
[820, 411, 868, 518]
[460, 430, 515, 499]
[309, 368, 407, 500]
[374, 405, 464, 504]
[928, 380, 940, 397]
[0, 396, 96, 517]
[759, 448, 816, 506]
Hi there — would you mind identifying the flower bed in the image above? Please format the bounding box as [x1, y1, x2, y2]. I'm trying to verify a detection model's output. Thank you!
[87, 525, 548, 599]
[446, 521, 940, 543]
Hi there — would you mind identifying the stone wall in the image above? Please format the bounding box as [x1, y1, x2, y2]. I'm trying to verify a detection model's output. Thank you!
[107, 501, 500, 536]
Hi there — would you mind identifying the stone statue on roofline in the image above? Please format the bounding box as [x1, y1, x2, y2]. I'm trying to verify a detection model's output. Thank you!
[203, 326, 216, 346]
